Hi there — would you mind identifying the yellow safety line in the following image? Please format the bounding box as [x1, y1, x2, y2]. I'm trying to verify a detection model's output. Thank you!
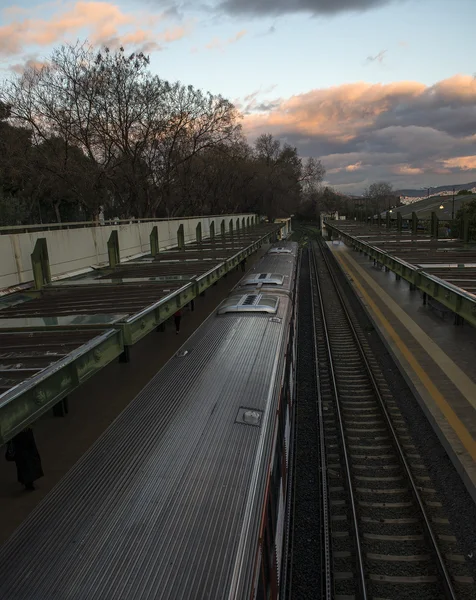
[333, 250, 476, 462]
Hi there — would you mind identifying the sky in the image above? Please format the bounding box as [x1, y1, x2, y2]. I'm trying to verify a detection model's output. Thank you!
[0, 0, 475, 194]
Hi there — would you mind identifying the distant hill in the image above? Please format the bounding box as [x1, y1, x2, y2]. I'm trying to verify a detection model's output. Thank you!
[396, 182, 476, 198]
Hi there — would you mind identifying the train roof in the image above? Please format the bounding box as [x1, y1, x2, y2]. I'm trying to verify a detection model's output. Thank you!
[235, 242, 298, 297]
[0, 297, 293, 600]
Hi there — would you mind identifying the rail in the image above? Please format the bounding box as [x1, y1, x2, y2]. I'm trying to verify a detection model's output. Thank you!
[308, 248, 334, 600]
[310, 233, 457, 599]
[310, 241, 367, 598]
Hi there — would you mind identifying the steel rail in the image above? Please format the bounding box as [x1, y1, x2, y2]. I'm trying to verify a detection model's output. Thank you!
[280, 249, 302, 599]
[308, 248, 333, 600]
[309, 241, 368, 600]
[315, 235, 457, 600]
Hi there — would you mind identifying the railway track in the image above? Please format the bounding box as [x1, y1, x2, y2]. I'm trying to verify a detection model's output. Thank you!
[308, 236, 474, 600]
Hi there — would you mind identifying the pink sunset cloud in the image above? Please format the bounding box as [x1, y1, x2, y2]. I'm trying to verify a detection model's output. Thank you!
[242, 75, 476, 192]
[0, 1, 192, 59]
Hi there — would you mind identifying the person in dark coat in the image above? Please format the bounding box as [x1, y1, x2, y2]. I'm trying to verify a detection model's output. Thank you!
[174, 309, 182, 334]
[6, 428, 44, 491]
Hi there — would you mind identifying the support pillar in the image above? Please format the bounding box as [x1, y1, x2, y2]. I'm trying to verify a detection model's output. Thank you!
[150, 226, 159, 257]
[107, 230, 120, 268]
[210, 221, 215, 240]
[411, 212, 418, 236]
[196, 222, 202, 245]
[431, 212, 439, 238]
[397, 212, 402, 232]
[119, 346, 131, 363]
[177, 224, 185, 251]
[221, 219, 226, 239]
[31, 237, 51, 290]
[463, 213, 470, 244]
[52, 397, 69, 417]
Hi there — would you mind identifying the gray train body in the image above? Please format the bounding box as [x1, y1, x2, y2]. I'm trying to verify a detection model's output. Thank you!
[0, 242, 299, 600]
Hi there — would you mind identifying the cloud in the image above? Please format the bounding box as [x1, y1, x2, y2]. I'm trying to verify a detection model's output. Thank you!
[366, 49, 387, 64]
[205, 28, 246, 51]
[217, 0, 406, 17]
[441, 156, 476, 171]
[242, 75, 476, 193]
[0, 1, 191, 59]
[9, 56, 49, 74]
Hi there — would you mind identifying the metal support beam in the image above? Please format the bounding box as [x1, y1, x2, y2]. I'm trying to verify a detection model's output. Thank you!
[412, 212, 418, 235]
[150, 226, 159, 257]
[325, 221, 476, 329]
[397, 212, 402, 232]
[431, 211, 439, 239]
[196, 222, 202, 245]
[236, 218, 240, 236]
[463, 213, 470, 244]
[229, 219, 234, 237]
[107, 230, 120, 268]
[0, 329, 123, 444]
[210, 221, 215, 240]
[31, 237, 51, 290]
[177, 224, 185, 251]
[52, 397, 69, 417]
[221, 219, 226, 238]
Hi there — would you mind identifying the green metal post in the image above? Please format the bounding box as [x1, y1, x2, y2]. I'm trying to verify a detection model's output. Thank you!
[177, 223, 185, 251]
[431, 212, 438, 238]
[397, 212, 402, 232]
[242, 217, 245, 232]
[229, 219, 234, 236]
[236, 218, 240, 236]
[196, 222, 202, 245]
[210, 221, 215, 240]
[463, 213, 470, 244]
[107, 230, 120, 268]
[412, 212, 418, 235]
[247, 216, 250, 229]
[30, 237, 51, 290]
[221, 219, 226, 238]
[150, 226, 159, 257]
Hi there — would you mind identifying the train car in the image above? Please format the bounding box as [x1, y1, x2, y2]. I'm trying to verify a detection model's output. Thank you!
[0, 242, 299, 600]
[235, 242, 298, 298]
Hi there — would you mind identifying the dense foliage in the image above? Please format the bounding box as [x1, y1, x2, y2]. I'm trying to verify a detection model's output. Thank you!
[0, 42, 326, 225]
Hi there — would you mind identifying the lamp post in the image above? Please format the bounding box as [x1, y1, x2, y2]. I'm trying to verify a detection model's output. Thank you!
[452, 187, 455, 220]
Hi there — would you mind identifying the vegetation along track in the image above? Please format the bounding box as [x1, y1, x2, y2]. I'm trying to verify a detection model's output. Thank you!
[301, 233, 475, 600]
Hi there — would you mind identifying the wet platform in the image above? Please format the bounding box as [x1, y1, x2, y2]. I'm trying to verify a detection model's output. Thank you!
[328, 240, 476, 502]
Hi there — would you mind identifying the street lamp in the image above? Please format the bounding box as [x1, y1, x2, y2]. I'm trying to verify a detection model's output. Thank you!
[439, 205, 444, 210]
[452, 187, 455, 220]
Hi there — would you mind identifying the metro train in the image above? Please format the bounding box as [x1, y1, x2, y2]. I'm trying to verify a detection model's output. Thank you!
[0, 241, 299, 600]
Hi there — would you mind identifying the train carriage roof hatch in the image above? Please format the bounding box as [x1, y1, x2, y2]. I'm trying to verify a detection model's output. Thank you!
[217, 294, 279, 314]
[241, 273, 285, 286]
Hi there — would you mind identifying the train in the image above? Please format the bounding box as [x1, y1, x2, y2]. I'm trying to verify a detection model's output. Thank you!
[0, 241, 299, 600]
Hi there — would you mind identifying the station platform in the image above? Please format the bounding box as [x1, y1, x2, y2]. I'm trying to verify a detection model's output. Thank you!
[328, 240, 476, 503]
